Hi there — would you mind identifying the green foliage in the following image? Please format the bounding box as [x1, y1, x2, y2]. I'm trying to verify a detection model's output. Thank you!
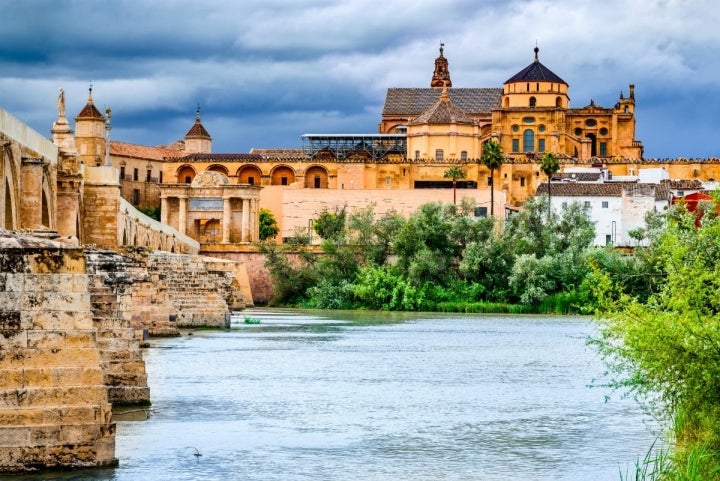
[243, 316, 261, 324]
[593, 196, 720, 478]
[138, 206, 161, 220]
[481, 140, 504, 172]
[313, 206, 346, 241]
[259, 208, 279, 240]
[264, 195, 598, 313]
[443, 166, 465, 181]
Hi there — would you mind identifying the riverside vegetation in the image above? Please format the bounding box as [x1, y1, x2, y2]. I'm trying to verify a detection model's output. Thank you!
[260, 192, 720, 479]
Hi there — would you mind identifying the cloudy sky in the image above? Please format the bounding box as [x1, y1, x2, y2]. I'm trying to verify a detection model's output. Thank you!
[0, 0, 718, 159]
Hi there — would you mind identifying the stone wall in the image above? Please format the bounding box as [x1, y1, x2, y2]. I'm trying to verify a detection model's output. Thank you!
[0, 231, 116, 473]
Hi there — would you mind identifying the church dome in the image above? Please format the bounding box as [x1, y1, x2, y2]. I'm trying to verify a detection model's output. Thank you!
[505, 47, 567, 85]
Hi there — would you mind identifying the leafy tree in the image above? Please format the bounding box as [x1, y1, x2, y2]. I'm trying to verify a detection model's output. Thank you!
[259, 208, 279, 240]
[392, 203, 457, 286]
[259, 236, 318, 306]
[313, 206, 346, 241]
[540, 152, 560, 216]
[443, 165, 466, 205]
[592, 196, 720, 476]
[481, 140, 504, 217]
[503, 194, 556, 258]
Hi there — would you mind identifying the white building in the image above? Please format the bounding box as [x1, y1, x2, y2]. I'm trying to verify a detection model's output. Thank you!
[536, 182, 671, 246]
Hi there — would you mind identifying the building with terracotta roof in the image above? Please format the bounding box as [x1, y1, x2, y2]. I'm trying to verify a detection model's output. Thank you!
[536, 181, 671, 246]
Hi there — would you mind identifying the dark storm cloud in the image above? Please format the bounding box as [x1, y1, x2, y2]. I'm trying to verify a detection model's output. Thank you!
[1, 0, 719, 157]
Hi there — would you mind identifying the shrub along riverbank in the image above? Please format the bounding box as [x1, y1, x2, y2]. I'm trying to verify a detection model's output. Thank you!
[261, 195, 599, 314]
[261, 192, 720, 479]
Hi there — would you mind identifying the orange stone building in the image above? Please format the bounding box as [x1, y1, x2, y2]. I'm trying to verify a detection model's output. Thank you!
[63, 45, 720, 242]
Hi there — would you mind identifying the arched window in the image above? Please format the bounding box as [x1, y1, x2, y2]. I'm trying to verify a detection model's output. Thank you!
[556, 96, 562, 107]
[529, 96, 536, 107]
[523, 129, 534, 152]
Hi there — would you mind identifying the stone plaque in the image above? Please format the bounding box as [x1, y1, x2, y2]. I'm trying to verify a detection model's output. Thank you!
[189, 198, 223, 210]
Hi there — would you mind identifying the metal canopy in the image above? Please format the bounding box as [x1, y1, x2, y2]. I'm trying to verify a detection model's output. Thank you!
[302, 134, 406, 160]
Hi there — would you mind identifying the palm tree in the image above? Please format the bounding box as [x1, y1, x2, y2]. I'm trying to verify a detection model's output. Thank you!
[480, 140, 504, 217]
[443, 166, 466, 205]
[540, 151, 560, 217]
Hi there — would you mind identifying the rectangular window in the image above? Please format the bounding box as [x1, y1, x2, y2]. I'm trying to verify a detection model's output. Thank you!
[185, 176, 191, 184]
[435, 149, 444, 161]
[487, 177, 492, 186]
[538, 138, 545, 152]
[605, 234, 613, 246]
[385, 176, 391, 185]
[584, 201, 591, 209]
[133, 168, 139, 181]
[512, 139, 519, 152]
[520, 177, 526, 187]
[159, 172, 163, 183]
[599, 142, 607, 157]
[460, 151, 468, 161]
[474, 207, 488, 218]
[415, 150, 420, 160]
[120, 166, 125, 180]
[248, 176, 254, 186]
[281, 177, 288, 186]
[602, 201, 609, 208]
[146, 169, 152, 182]
[314, 176, 320, 188]
[132, 189, 140, 205]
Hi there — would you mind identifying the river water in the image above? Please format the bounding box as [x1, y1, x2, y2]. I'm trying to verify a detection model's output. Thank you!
[18, 310, 661, 481]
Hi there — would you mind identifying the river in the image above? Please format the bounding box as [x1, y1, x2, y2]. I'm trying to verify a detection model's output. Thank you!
[17, 310, 661, 481]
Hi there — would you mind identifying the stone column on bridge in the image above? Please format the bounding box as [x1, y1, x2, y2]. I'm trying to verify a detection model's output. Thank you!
[241, 198, 250, 243]
[19, 157, 44, 229]
[222, 197, 231, 243]
[178, 196, 187, 235]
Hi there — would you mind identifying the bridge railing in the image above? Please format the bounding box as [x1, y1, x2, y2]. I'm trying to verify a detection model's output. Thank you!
[118, 197, 199, 254]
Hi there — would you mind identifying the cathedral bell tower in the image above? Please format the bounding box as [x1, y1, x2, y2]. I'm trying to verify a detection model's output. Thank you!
[74, 86, 107, 166]
[431, 43, 452, 88]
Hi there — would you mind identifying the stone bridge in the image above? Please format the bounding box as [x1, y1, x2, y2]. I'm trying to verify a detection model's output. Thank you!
[118, 197, 199, 254]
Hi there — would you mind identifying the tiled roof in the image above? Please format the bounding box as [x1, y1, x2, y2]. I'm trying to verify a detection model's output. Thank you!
[653, 183, 671, 201]
[660, 179, 703, 190]
[76, 102, 104, 120]
[250, 148, 307, 159]
[536, 182, 669, 200]
[382, 88, 502, 116]
[110, 141, 183, 161]
[409, 92, 474, 125]
[505, 48, 566, 85]
[170, 153, 263, 162]
[554, 172, 602, 182]
[536, 182, 624, 197]
[185, 119, 211, 139]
